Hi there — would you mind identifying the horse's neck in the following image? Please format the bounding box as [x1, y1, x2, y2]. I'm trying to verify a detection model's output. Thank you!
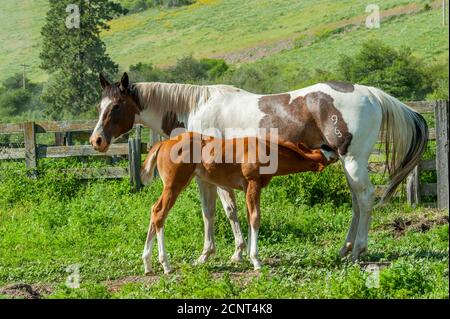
[133, 82, 214, 135]
[135, 108, 166, 136]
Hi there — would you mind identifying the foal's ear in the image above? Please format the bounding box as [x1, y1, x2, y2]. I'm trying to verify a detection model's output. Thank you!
[99, 73, 110, 90]
[119, 72, 129, 91]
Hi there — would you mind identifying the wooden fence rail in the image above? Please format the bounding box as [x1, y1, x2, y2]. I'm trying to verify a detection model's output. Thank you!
[0, 100, 448, 208]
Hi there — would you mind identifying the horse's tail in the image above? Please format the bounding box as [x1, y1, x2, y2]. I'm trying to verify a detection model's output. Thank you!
[140, 142, 163, 186]
[368, 87, 428, 204]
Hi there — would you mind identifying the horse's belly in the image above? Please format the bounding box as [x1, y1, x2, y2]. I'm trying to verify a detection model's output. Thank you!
[194, 164, 245, 190]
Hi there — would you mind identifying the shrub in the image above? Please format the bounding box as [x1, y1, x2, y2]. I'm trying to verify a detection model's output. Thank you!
[337, 40, 433, 100]
[222, 62, 287, 94]
[267, 164, 351, 207]
[128, 56, 229, 84]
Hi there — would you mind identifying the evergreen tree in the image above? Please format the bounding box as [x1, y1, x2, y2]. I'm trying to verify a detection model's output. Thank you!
[40, 0, 127, 119]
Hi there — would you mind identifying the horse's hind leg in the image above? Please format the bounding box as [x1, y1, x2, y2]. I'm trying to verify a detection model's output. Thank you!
[339, 177, 360, 257]
[196, 178, 218, 264]
[341, 156, 375, 260]
[217, 187, 246, 263]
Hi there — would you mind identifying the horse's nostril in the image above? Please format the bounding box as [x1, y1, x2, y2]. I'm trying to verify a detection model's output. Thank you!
[96, 137, 102, 146]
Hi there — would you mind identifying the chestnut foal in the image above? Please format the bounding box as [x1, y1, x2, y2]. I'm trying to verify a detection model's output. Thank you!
[140, 132, 336, 273]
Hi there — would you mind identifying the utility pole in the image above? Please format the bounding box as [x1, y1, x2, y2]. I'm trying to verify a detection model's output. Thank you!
[20, 64, 29, 89]
[444, 0, 447, 26]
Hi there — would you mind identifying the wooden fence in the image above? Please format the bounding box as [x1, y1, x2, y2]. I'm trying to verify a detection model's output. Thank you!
[0, 100, 448, 209]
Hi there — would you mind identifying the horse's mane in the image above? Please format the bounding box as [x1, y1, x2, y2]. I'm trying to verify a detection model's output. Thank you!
[133, 82, 240, 114]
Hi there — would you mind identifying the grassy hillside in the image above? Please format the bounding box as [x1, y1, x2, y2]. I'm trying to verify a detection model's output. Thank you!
[0, 0, 48, 82]
[1, 0, 447, 84]
[256, 8, 449, 90]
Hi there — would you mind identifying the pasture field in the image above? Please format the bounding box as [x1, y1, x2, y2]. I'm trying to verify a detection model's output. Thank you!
[0, 160, 448, 299]
[0, 0, 447, 83]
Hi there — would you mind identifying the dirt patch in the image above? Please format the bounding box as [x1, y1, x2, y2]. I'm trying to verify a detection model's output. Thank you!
[103, 275, 160, 293]
[381, 210, 448, 237]
[0, 283, 53, 299]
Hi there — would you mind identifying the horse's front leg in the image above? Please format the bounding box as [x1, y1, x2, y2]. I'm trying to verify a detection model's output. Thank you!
[217, 187, 246, 263]
[196, 178, 217, 264]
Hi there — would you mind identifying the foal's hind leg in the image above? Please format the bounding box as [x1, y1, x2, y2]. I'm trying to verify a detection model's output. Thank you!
[246, 181, 262, 270]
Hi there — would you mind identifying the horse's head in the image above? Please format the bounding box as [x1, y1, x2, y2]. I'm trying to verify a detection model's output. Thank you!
[90, 72, 140, 152]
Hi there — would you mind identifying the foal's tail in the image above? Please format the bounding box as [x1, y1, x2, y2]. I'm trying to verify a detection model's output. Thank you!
[368, 87, 429, 204]
[140, 142, 163, 186]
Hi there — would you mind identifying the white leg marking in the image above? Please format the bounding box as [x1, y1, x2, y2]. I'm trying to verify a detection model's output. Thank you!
[142, 220, 156, 275]
[249, 227, 261, 270]
[156, 227, 171, 274]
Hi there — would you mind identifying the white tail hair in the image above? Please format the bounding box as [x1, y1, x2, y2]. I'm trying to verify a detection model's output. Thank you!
[369, 87, 429, 204]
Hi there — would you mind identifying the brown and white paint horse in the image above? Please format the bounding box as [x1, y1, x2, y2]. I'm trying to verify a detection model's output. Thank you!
[139, 132, 336, 273]
[90, 73, 428, 263]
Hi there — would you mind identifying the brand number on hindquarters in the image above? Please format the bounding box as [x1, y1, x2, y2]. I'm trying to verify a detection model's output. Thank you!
[331, 115, 343, 138]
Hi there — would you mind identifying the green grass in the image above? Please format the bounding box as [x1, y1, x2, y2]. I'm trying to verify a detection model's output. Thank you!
[0, 160, 448, 299]
[1, 0, 447, 85]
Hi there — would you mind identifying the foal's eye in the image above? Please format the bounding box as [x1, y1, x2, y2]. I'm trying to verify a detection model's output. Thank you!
[112, 104, 120, 111]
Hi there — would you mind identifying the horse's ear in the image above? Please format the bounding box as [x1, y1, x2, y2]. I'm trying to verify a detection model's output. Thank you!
[99, 73, 110, 90]
[120, 72, 129, 91]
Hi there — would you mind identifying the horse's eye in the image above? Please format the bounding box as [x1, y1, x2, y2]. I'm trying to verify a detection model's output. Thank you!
[112, 104, 120, 111]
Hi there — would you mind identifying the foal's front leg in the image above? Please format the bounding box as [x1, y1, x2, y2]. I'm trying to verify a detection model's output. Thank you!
[143, 187, 179, 274]
[246, 181, 262, 270]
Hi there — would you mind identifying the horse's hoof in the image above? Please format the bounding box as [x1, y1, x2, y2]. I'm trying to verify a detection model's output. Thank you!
[196, 255, 208, 265]
[351, 245, 367, 261]
[339, 242, 353, 257]
[144, 271, 153, 276]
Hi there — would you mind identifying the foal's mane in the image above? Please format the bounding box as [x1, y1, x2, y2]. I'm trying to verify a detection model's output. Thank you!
[133, 82, 240, 114]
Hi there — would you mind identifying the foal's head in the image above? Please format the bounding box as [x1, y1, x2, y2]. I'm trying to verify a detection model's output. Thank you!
[90, 73, 141, 152]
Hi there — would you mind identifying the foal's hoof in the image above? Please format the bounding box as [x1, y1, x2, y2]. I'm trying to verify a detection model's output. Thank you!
[163, 268, 173, 275]
[339, 242, 353, 257]
[253, 264, 262, 271]
[144, 270, 153, 276]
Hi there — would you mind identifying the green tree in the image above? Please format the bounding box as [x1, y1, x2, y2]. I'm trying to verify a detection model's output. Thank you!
[40, 0, 127, 119]
[337, 40, 431, 100]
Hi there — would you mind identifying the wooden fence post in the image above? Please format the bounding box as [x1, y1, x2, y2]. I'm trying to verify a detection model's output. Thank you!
[23, 122, 37, 177]
[128, 125, 142, 192]
[150, 130, 160, 178]
[55, 132, 64, 146]
[435, 100, 449, 210]
[407, 165, 420, 207]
